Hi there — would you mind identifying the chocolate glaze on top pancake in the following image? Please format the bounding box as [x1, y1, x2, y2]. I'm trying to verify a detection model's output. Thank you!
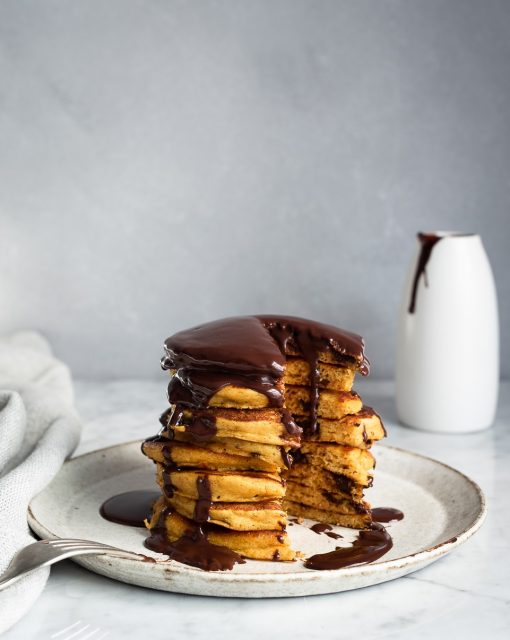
[163, 315, 369, 376]
[162, 316, 369, 435]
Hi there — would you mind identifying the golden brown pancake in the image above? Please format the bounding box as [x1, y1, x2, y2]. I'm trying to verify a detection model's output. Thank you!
[170, 407, 300, 446]
[284, 386, 363, 420]
[142, 439, 284, 473]
[148, 498, 295, 561]
[300, 442, 375, 485]
[284, 358, 355, 391]
[295, 407, 385, 448]
[285, 480, 370, 515]
[284, 500, 371, 529]
[155, 466, 285, 502]
[167, 432, 292, 469]
[167, 493, 287, 531]
[289, 462, 367, 500]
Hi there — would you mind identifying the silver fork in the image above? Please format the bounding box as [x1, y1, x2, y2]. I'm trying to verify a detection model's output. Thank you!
[0, 538, 147, 590]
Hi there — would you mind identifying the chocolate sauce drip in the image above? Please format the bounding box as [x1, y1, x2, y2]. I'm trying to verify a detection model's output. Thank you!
[142, 433, 171, 450]
[145, 525, 245, 571]
[99, 491, 159, 528]
[159, 407, 173, 428]
[305, 523, 393, 570]
[272, 550, 281, 561]
[161, 466, 175, 498]
[277, 533, 285, 543]
[371, 507, 404, 523]
[408, 233, 442, 314]
[184, 415, 217, 442]
[281, 408, 302, 437]
[168, 372, 283, 408]
[280, 447, 293, 469]
[194, 476, 213, 523]
[334, 474, 355, 495]
[290, 447, 304, 465]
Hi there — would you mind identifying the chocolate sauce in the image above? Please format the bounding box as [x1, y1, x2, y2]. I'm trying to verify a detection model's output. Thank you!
[308, 522, 344, 539]
[99, 490, 159, 527]
[371, 507, 404, 523]
[163, 316, 286, 376]
[193, 476, 212, 523]
[304, 523, 393, 570]
[325, 531, 343, 540]
[408, 233, 442, 314]
[161, 466, 175, 497]
[145, 525, 245, 571]
[281, 408, 302, 437]
[184, 415, 217, 441]
[280, 447, 293, 469]
[168, 373, 283, 408]
[163, 315, 369, 434]
[273, 550, 281, 561]
[310, 523, 334, 534]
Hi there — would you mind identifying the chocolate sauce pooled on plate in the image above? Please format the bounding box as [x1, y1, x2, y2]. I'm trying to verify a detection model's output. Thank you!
[371, 507, 404, 523]
[309, 523, 343, 540]
[310, 523, 333, 534]
[100, 491, 159, 527]
[305, 523, 393, 570]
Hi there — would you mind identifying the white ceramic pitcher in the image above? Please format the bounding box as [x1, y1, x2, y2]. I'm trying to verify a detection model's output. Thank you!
[396, 232, 499, 433]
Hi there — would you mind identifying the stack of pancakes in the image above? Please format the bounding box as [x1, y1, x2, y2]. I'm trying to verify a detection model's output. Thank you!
[142, 402, 299, 561]
[142, 315, 385, 565]
[283, 356, 385, 528]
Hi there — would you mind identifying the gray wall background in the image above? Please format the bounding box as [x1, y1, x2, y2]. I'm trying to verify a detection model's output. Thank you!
[1, 0, 509, 379]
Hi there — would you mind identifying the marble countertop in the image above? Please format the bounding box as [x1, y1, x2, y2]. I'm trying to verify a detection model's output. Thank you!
[4, 379, 509, 640]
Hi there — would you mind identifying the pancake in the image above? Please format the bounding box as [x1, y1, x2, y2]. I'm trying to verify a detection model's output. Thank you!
[168, 432, 293, 469]
[285, 480, 370, 516]
[295, 407, 385, 448]
[155, 466, 285, 502]
[284, 500, 371, 529]
[168, 375, 284, 410]
[142, 439, 284, 473]
[165, 407, 301, 446]
[285, 386, 363, 420]
[148, 497, 295, 561]
[300, 442, 375, 485]
[167, 493, 287, 531]
[289, 462, 368, 500]
[284, 357, 355, 391]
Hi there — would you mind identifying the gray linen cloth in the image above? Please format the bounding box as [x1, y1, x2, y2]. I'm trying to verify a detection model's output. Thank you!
[0, 332, 81, 634]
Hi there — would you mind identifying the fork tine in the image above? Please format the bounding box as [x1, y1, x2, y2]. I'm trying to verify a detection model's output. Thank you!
[48, 540, 118, 550]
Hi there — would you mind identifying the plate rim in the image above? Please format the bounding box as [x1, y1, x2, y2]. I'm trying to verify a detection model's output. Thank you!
[28, 440, 487, 581]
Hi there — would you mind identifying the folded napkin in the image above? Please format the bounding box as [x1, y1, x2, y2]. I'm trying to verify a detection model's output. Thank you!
[0, 332, 81, 634]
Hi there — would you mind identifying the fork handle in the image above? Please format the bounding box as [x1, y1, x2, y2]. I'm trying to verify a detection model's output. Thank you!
[0, 547, 145, 590]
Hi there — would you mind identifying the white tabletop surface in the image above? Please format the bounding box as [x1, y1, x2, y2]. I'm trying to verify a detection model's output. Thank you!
[3, 379, 509, 640]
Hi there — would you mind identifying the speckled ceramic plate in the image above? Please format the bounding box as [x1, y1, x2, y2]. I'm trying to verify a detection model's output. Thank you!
[27, 441, 486, 597]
